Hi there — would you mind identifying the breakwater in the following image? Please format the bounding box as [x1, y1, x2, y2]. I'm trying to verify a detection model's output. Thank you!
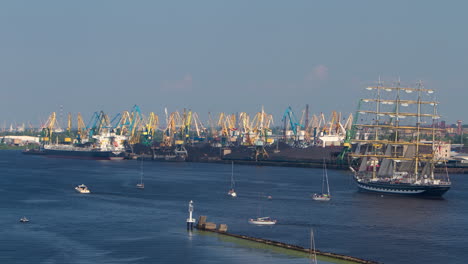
[196, 216, 379, 264]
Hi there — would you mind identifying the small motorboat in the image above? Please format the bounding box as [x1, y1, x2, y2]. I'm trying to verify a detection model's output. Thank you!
[228, 188, 237, 197]
[75, 184, 90, 194]
[248, 217, 277, 225]
[136, 183, 145, 189]
[20, 217, 29, 223]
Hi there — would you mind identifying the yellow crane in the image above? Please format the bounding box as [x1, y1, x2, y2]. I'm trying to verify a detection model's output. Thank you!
[239, 112, 253, 145]
[162, 111, 180, 147]
[76, 113, 87, 143]
[191, 112, 206, 140]
[141, 112, 159, 146]
[41, 112, 59, 144]
[226, 113, 238, 143]
[250, 107, 274, 145]
[64, 113, 73, 143]
[217, 112, 229, 138]
[179, 109, 192, 143]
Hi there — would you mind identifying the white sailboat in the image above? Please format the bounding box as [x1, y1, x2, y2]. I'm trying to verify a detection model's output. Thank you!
[313, 160, 331, 201]
[248, 193, 277, 225]
[248, 216, 277, 225]
[227, 161, 237, 197]
[136, 158, 144, 189]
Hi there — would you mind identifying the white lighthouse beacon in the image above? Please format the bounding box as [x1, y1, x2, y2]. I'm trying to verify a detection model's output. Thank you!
[186, 200, 196, 230]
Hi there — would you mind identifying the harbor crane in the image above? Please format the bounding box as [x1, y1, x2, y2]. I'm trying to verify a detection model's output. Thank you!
[282, 106, 304, 145]
[64, 113, 73, 143]
[41, 112, 60, 144]
[87, 111, 110, 139]
[76, 113, 87, 143]
[141, 112, 159, 146]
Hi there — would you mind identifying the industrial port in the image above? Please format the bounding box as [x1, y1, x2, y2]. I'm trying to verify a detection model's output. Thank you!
[3, 104, 467, 172]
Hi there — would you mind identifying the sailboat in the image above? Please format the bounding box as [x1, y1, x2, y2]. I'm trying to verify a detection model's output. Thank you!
[248, 193, 277, 225]
[227, 161, 237, 197]
[136, 158, 144, 189]
[349, 80, 451, 196]
[312, 160, 331, 201]
[248, 216, 277, 225]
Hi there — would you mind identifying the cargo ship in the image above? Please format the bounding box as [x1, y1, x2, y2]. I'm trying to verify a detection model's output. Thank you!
[40, 131, 128, 160]
[42, 145, 125, 160]
[349, 81, 451, 197]
[221, 142, 344, 165]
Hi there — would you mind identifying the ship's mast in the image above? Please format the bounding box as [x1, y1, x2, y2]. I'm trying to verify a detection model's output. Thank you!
[373, 78, 383, 180]
[414, 81, 423, 180]
[375, 77, 382, 141]
[352, 80, 445, 181]
[395, 78, 401, 142]
[431, 99, 436, 180]
[393, 78, 402, 175]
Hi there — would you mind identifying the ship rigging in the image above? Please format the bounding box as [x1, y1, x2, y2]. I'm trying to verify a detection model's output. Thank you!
[349, 80, 451, 196]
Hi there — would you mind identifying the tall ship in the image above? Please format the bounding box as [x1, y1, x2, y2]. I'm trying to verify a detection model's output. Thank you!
[349, 81, 451, 197]
[42, 130, 128, 160]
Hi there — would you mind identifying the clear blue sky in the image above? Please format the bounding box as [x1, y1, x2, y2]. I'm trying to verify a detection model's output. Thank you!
[1, 1, 467, 128]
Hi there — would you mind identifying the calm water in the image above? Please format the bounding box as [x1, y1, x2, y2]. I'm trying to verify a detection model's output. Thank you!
[0, 150, 467, 264]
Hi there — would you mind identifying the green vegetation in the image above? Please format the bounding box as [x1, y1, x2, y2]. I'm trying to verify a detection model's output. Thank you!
[445, 134, 468, 145]
[0, 130, 40, 137]
[0, 143, 38, 150]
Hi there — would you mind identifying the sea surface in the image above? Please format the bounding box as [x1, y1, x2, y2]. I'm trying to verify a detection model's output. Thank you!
[0, 150, 467, 264]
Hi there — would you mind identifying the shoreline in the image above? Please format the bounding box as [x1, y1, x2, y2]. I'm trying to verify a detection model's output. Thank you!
[16, 148, 468, 174]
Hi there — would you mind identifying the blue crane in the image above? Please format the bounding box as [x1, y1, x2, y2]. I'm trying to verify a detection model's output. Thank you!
[110, 113, 122, 130]
[86, 111, 109, 139]
[282, 106, 304, 142]
[86, 111, 101, 139]
[129, 105, 143, 134]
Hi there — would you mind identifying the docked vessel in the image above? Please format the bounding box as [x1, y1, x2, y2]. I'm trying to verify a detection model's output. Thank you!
[22, 148, 46, 156]
[42, 131, 127, 160]
[75, 184, 90, 194]
[349, 81, 451, 197]
[222, 143, 345, 168]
